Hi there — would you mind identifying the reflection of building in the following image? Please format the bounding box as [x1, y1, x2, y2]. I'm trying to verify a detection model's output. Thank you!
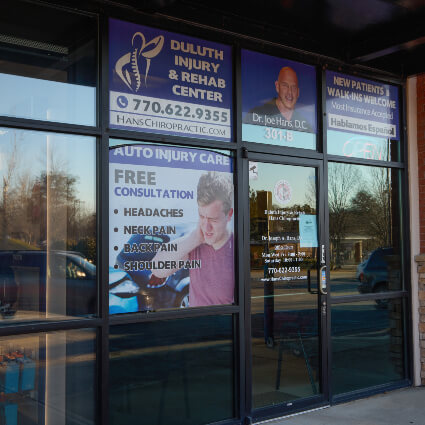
[330, 234, 367, 266]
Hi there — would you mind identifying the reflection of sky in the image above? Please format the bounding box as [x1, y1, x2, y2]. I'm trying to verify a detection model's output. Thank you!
[249, 162, 316, 207]
[0, 128, 96, 210]
[0, 73, 96, 126]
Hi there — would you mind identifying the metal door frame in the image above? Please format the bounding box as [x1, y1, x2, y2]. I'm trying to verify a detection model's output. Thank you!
[242, 152, 330, 424]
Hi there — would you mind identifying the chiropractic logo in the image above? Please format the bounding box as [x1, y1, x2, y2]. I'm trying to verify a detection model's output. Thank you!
[274, 179, 292, 206]
[115, 32, 164, 93]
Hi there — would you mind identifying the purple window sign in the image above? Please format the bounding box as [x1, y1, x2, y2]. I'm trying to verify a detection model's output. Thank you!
[109, 18, 233, 142]
[326, 71, 399, 140]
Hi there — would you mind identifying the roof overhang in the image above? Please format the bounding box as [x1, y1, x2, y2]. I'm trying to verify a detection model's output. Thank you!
[98, 0, 425, 79]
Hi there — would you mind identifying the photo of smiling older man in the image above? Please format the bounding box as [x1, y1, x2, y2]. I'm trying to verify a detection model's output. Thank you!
[243, 66, 312, 132]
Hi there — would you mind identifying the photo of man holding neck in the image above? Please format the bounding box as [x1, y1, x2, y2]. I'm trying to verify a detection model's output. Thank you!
[151, 171, 234, 307]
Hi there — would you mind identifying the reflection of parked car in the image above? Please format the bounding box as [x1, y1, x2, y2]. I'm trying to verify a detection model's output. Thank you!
[115, 231, 191, 311]
[0, 250, 152, 318]
[0, 250, 97, 318]
[356, 248, 395, 304]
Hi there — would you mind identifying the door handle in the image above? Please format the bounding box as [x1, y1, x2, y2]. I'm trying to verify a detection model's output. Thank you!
[307, 268, 317, 294]
[319, 265, 327, 295]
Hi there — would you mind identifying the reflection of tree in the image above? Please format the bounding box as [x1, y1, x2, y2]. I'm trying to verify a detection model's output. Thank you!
[328, 163, 395, 268]
[249, 187, 258, 238]
[36, 170, 78, 242]
[328, 164, 361, 268]
[0, 134, 96, 262]
[1, 135, 21, 248]
[250, 189, 270, 244]
[352, 167, 391, 247]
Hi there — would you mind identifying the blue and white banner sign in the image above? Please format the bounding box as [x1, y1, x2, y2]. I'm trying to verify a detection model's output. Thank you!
[109, 144, 235, 314]
[109, 18, 233, 141]
[326, 71, 399, 140]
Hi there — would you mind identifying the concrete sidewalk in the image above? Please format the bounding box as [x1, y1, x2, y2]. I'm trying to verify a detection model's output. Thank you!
[258, 387, 425, 425]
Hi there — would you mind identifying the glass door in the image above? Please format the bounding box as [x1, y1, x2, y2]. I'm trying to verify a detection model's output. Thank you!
[247, 157, 328, 419]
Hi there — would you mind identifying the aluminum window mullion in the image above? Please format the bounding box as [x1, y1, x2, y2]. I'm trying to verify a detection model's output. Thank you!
[0, 116, 102, 136]
[0, 318, 103, 337]
[99, 12, 110, 425]
[327, 154, 405, 169]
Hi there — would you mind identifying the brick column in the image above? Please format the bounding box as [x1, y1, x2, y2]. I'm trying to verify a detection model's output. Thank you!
[415, 255, 425, 384]
[416, 73, 425, 385]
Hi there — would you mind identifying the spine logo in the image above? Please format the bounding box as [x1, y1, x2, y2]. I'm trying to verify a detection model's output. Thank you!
[115, 32, 164, 92]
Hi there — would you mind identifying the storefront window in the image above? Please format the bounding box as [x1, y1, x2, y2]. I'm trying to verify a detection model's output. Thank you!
[0, 329, 96, 425]
[0, 128, 96, 322]
[109, 316, 235, 425]
[109, 141, 235, 313]
[328, 163, 402, 297]
[0, 1, 97, 126]
[0, 1, 411, 421]
[332, 299, 405, 395]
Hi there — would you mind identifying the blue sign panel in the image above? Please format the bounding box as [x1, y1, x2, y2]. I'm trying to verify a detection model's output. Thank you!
[241, 49, 317, 149]
[326, 71, 399, 140]
[109, 19, 233, 141]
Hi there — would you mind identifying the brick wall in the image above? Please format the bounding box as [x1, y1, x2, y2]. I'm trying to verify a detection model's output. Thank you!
[415, 254, 425, 384]
[416, 73, 425, 385]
